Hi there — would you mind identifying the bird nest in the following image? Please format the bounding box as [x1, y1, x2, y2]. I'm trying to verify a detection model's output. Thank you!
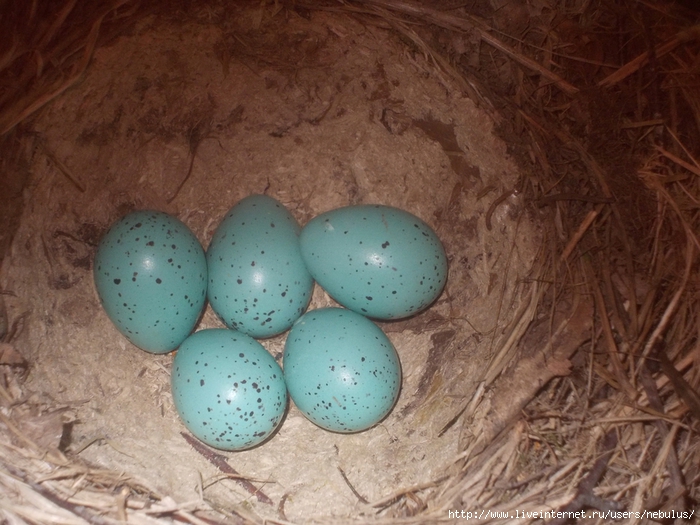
[0, 1, 699, 523]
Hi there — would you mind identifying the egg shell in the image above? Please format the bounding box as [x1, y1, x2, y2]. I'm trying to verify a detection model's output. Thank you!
[171, 328, 287, 451]
[283, 307, 401, 433]
[93, 210, 207, 354]
[299, 204, 448, 320]
[207, 195, 314, 338]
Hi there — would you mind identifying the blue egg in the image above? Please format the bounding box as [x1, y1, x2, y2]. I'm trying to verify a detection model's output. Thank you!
[207, 195, 313, 338]
[283, 307, 401, 433]
[299, 205, 448, 320]
[171, 329, 287, 451]
[93, 210, 207, 354]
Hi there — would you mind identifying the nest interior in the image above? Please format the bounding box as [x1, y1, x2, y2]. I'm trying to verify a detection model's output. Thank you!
[1, 1, 699, 524]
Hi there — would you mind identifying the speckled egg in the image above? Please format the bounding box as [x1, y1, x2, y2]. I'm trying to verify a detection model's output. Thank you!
[171, 328, 287, 451]
[207, 195, 314, 338]
[93, 210, 207, 354]
[299, 205, 448, 320]
[283, 307, 401, 433]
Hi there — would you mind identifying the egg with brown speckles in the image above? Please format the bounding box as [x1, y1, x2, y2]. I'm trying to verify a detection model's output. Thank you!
[93, 210, 207, 354]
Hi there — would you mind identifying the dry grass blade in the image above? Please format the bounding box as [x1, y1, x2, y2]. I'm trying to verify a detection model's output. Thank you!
[655, 146, 700, 177]
[586, 260, 637, 400]
[40, 139, 87, 193]
[597, 34, 683, 88]
[371, 7, 488, 108]
[464, 292, 593, 457]
[559, 206, 603, 264]
[550, 431, 622, 523]
[0, 0, 133, 136]
[357, 0, 579, 96]
[636, 203, 697, 364]
[371, 479, 443, 509]
[630, 423, 682, 517]
[0, 36, 19, 73]
[639, 365, 686, 501]
[657, 353, 700, 422]
[38, 0, 80, 49]
[0, 389, 241, 524]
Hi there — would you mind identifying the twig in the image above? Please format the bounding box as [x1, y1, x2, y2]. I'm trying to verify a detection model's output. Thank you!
[180, 432, 273, 506]
[337, 466, 369, 504]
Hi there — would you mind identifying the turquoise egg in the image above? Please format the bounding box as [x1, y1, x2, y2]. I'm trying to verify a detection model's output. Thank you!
[299, 205, 447, 320]
[171, 329, 287, 451]
[283, 307, 401, 433]
[93, 210, 207, 354]
[207, 195, 313, 338]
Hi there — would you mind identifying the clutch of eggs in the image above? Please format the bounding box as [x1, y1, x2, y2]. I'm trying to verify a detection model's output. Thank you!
[93, 199, 448, 449]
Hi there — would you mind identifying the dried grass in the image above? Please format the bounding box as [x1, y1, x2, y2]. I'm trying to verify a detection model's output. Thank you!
[1, 0, 699, 523]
